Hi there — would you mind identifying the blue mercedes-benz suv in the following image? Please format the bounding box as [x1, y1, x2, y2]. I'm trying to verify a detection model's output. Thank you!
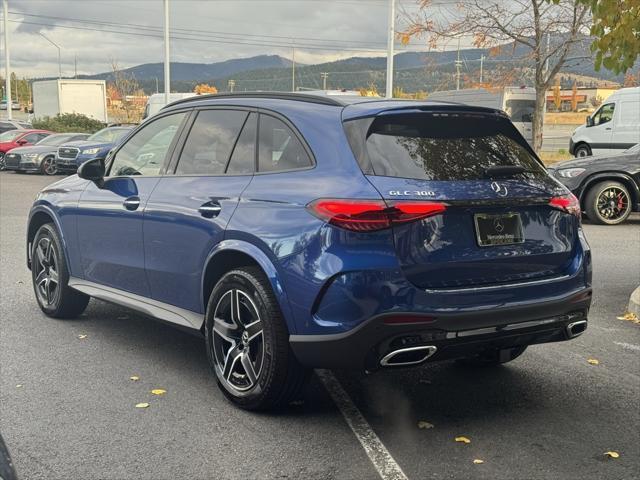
[27, 93, 592, 410]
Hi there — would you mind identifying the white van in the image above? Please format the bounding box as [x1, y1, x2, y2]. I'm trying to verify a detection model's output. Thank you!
[143, 92, 198, 119]
[427, 87, 536, 145]
[570, 87, 640, 157]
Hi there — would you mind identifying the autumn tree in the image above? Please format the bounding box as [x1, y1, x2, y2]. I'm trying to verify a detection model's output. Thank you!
[403, 0, 590, 152]
[553, 77, 562, 110]
[194, 83, 218, 94]
[110, 59, 142, 122]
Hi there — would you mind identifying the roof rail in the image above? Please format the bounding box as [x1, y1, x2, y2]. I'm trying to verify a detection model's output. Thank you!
[164, 92, 346, 109]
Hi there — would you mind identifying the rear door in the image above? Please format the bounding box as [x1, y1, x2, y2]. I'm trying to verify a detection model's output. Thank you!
[346, 110, 578, 290]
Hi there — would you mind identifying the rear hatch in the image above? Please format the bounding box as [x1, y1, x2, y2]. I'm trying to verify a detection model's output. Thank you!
[344, 109, 579, 289]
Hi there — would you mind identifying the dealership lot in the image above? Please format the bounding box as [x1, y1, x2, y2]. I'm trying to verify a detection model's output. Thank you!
[1, 172, 639, 480]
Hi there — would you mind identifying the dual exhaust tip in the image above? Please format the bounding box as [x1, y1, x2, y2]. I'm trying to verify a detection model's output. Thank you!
[380, 345, 437, 367]
[566, 319, 588, 339]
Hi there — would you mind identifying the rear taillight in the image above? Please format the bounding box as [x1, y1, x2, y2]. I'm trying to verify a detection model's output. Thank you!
[549, 193, 581, 219]
[307, 199, 447, 232]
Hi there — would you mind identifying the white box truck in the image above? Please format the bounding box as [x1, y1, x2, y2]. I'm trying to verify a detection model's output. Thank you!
[427, 87, 537, 146]
[32, 79, 108, 122]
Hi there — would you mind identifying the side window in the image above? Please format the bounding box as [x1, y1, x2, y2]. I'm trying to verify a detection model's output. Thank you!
[594, 103, 615, 125]
[258, 115, 312, 172]
[176, 109, 247, 175]
[109, 112, 186, 177]
[23, 133, 41, 143]
[227, 113, 256, 175]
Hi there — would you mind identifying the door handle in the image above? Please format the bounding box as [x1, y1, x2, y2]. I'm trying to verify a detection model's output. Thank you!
[605, 127, 612, 130]
[198, 201, 222, 218]
[123, 196, 140, 211]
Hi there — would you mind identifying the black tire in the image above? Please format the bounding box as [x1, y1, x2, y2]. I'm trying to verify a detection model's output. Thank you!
[584, 180, 632, 225]
[456, 345, 527, 367]
[40, 155, 57, 175]
[574, 143, 591, 157]
[205, 267, 309, 410]
[0, 434, 18, 480]
[31, 223, 90, 318]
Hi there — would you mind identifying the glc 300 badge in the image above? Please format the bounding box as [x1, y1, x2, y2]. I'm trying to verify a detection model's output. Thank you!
[388, 190, 436, 197]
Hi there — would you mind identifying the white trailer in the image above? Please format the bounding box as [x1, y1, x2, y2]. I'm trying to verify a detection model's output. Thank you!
[32, 79, 108, 122]
[428, 87, 537, 145]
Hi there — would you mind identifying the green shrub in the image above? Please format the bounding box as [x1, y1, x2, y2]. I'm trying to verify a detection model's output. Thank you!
[32, 113, 104, 133]
[558, 148, 567, 154]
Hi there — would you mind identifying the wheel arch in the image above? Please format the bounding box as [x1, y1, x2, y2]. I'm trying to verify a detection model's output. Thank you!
[27, 206, 67, 270]
[578, 172, 639, 211]
[573, 141, 591, 156]
[200, 240, 297, 334]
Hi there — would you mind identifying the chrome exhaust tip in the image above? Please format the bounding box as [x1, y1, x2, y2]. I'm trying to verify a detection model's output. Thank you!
[380, 345, 437, 367]
[566, 320, 588, 339]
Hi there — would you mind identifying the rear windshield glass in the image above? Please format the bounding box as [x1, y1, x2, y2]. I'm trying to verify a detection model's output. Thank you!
[345, 112, 546, 181]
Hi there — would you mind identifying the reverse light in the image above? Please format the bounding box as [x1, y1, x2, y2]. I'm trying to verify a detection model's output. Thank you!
[549, 193, 581, 219]
[307, 199, 447, 232]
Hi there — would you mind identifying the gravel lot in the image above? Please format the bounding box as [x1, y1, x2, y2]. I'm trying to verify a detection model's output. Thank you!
[1, 172, 639, 480]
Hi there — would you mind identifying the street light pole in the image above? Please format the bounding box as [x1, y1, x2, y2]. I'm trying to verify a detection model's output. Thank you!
[163, 0, 170, 105]
[385, 0, 395, 98]
[39, 32, 61, 79]
[3, 0, 12, 119]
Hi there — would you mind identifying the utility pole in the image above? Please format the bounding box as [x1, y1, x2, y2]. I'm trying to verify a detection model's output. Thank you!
[74, 54, 77, 78]
[321, 72, 328, 90]
[3, 0, 11, 120]
[228, 79, 235, 93]
[479, 54, 485, 84]
[385, 0, 395, 98]
[291, 42, 295, 92]
[455, 38, 462, 90]
[155, 77, 159, 94]
[163, 0, 170, 105]
[39, 33, 61, 79]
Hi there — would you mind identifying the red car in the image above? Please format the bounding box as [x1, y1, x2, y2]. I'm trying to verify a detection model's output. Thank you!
[0, 129, 52, 170]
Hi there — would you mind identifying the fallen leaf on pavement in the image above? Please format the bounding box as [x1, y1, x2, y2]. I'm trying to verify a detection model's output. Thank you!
[455, 436, 471, 444]
[135, 402, 150, 409]
[617, 312, 640, 324]
[418, 421, 434, 429]
[604, 451, 620, 459]
[473, 459, 484, 464]
[587, 358, 600, 365]
[16, 384, 23, 388]
[78, 334, 88, 339]
[130, 376, 140, 381]
[151, 389, 167, 395]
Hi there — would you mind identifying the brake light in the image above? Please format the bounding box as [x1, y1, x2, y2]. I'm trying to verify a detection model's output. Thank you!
[307, 199, 447, 232]
[549, 193, 581, 219]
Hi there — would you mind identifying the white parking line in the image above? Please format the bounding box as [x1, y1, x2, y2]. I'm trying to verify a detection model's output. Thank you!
[614, 341, 640, 352]
[316, 369, 409, 480]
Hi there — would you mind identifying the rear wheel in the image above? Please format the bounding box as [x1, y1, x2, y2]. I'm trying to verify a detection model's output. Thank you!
[31, 223, 90, 318]
[584, 181, 632, 225]
[40, 156, 57, 175]
[205, 267, 309, 410]
[456, 345, 527, 367]
[574, 143, 591, 157]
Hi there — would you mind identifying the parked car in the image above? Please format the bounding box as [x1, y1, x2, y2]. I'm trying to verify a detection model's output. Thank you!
[0, 100, 21, 110]
[27, 93, 592, 411]
[0, 119, 32, 134]
[3, 133, 90, 175]
[570, 87, 640, 157]
[0, 129, 52, 171]
[55, 126, 133, 174]
[548, 143, 640, 225]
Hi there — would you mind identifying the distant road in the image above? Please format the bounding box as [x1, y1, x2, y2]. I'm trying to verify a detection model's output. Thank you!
[542, 124, 579, 152]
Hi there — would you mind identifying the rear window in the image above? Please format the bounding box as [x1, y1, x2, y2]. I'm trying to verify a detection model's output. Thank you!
[345, 112, 547, 181]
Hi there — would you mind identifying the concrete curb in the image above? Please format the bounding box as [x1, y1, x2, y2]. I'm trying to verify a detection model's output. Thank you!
[628, 286, 640, 317]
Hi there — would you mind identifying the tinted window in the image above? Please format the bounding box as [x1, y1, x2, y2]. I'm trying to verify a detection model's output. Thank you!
[0, 130, 22, 141]
[110, 112, 186, 177]
[258, 115, 312, 172]
[593, 103, 614, 125]
[227, 113, 256, 175]
[23, 133, 45, 144]
[347, 113, 546, 181]
[176, 110, 247, 175]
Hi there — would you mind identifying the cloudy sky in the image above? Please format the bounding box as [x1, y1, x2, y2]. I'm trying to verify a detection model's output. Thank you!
[0, 0, 469, 78]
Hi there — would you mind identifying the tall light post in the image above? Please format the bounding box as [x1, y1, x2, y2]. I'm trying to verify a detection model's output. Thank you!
[39, 32, 61, 79]
[163, 0, 170, 105]
[385, 0, 395, 98]
[3, 0, 12, 120]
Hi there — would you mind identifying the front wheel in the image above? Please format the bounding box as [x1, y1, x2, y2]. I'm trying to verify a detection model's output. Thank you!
[40, 156, 58, 175]
[574, 144, 591, 158]
[584, 181, 632, 225]
[205, 267, 309, 410]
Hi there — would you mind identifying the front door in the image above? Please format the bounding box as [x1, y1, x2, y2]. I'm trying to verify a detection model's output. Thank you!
[588, 102, 615, 154]
[76, 111, 188, 296]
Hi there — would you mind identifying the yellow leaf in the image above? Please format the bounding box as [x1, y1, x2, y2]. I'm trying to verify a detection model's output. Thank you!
[587, 358, 600, 365]
[604, 451, 620, 458]
[16, 384, 23, 388]
[151, 389, 167, 395]
[135, 402, 150, 409]
[418, 421, 434, 429]
[455, 436, 471, 444]
[129, 376, 140, 381]
[473, 459, 484, 464]
[78, 334, 88, 339]
[617, 312, 639, 323]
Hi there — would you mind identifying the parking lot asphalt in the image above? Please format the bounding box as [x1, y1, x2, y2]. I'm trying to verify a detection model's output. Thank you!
[1, 172, 639, 480]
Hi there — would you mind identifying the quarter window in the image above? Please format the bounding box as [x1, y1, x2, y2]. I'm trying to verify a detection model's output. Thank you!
[109, 112, 186, 177]
[176, 110, 247, 175]
[258, 115, 312, 172]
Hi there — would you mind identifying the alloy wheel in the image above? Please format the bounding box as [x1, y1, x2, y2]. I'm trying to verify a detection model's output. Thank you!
[43, 157, 57, 175]
[33, 236, 60, 306]
[212, 289, 264, 392]
[596, 186, 630, 222]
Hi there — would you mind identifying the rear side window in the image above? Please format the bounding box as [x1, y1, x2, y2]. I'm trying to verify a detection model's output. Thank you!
[346, 113, 547, 181]
[177, 109, 248, 175]
[227, 113, 256, 175]
[258, 115, 312, 172]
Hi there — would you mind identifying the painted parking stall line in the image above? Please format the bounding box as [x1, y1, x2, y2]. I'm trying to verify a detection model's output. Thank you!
[316, 369, 409, 480]
[614, 341, 640, 352]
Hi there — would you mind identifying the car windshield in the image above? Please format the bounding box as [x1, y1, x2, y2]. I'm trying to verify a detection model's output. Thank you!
[0, 130, 23, 142]
[88, 128, 130, 143]
[36, 134, 75, 147]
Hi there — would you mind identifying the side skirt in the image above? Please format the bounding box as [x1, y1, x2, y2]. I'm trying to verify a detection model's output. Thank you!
[68, 277, 204, 331]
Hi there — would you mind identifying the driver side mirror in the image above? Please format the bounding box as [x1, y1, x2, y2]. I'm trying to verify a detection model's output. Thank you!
[78, 157, 105, 187]
[586, 116, 594, 127]
[17, 139, 28, 145]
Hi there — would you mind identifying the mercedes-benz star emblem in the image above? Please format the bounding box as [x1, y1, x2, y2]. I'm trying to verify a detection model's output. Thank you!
[493, 218, 504, 233]
[491, 181, 508, 197]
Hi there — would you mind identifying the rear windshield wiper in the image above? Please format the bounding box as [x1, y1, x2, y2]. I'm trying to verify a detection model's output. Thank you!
[484, 165, 527, 178]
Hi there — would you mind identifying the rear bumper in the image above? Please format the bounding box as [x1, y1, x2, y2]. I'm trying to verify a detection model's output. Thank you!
[290, 287, 591, 370]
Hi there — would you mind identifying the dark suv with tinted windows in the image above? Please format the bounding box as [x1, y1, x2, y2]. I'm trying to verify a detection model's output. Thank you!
[27, 93, 592, 410]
